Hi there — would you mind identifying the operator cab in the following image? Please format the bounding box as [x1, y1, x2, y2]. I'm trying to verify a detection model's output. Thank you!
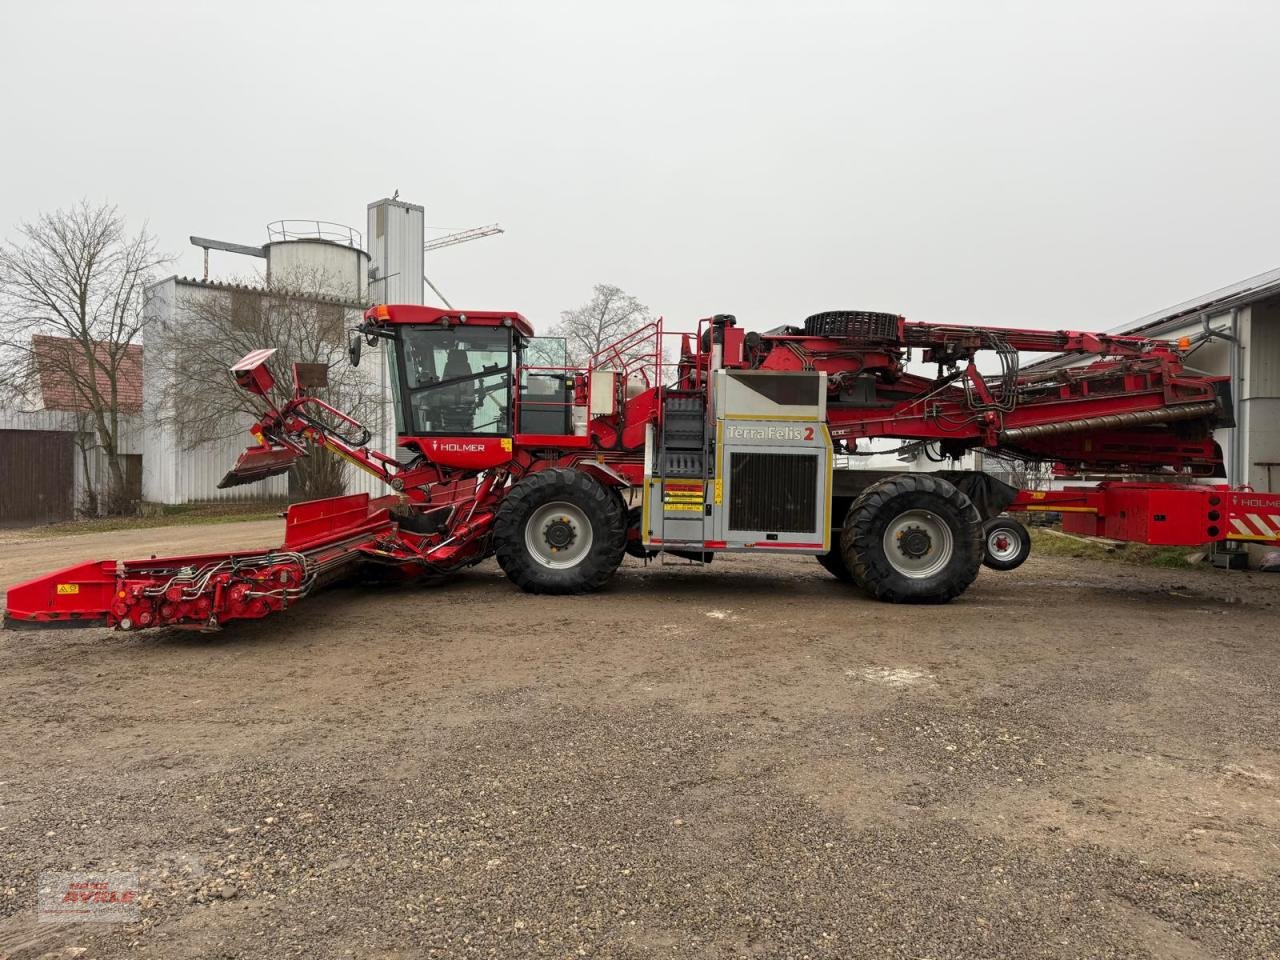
[358, 304, 572, 439]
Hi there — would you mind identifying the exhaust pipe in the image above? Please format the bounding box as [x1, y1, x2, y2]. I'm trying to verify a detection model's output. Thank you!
[998, 400, 1219, 443]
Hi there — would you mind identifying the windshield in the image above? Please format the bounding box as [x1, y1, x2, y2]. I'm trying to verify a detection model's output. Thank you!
[397, 325, 512, 435]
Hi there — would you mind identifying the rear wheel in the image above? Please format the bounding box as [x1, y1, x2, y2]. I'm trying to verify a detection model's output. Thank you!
[494, 468, 627, 594]
[981, 516, 1031, 571]
[841, 474, 982, 603]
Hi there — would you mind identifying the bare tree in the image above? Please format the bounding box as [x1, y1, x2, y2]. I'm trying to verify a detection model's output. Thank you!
[0, 202, 167, 513]
[550, 283, 653, 367]
[152, 265, 378, 501]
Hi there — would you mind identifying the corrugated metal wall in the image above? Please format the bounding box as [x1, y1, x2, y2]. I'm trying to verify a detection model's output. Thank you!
[366, 199, 424, 306]
[145, 350, 395, 503]
[0, 408, 144, 516]
[143, 278, 398, 504]
[265, 239, 369, 302]
[1246, 297, 1280, 492]
[1135, 310, 1243, 486]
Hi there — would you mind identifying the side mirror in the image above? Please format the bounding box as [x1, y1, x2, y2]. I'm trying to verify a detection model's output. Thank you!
[348, 333, 362, 367]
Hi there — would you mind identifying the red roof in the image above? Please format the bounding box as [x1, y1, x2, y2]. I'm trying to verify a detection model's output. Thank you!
[32, 335, 143, 414]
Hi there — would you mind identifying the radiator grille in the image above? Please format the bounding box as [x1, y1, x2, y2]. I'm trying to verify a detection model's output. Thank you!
[728, 452, 818, 533]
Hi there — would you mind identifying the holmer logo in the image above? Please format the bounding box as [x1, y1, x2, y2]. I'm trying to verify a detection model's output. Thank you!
[433, 441, 489, 453]
[1237, 497, 1280, 510]
[724, 424, 813, 442]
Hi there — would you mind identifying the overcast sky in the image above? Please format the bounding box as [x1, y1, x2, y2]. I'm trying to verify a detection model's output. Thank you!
[3, 1, 1278, 336]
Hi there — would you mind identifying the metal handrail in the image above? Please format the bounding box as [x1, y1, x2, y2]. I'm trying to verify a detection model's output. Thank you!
[512, 317, 708, 436]
[266, 220, 364, 249]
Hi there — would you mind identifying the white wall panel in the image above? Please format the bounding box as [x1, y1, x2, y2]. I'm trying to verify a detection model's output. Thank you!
[142, 277, 398, 504]
[367, 199, 424, 306]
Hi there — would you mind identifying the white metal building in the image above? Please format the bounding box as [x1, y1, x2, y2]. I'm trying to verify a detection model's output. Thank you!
[0, 333, 146, 522]
[141, 197, 427, 504]
[0, 408, 144, 522]
[1, 196, 430, 518]
[142, 276, 394, 504]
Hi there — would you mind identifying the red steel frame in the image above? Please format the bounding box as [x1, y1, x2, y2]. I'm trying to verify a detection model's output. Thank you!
[6, 304, 1280, 632]
[1011, 484, 1280, 545]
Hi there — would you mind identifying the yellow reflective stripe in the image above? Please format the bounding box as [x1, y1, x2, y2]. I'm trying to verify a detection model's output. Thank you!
[715, 420, 724, 504]
[821, 423, 833, 552]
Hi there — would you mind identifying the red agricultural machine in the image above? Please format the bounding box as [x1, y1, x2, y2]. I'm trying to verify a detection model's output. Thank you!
[8, 304, 1280, 632]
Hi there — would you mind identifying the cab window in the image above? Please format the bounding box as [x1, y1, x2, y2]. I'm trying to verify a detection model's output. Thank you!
[397, 326, 512, 435]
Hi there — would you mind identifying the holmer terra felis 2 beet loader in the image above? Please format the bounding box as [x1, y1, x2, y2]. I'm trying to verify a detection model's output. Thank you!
[8, 306, 1280, 632]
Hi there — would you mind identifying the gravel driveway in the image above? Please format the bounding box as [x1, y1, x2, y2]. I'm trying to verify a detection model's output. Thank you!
[1, 520, 1278, 958]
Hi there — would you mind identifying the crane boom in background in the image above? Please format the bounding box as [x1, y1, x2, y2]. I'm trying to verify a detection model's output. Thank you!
[422, 224, 505, 308]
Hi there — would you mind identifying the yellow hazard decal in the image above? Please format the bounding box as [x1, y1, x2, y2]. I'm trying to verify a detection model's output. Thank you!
[56, 584, 80, 595]
[501, 438, 513, 452]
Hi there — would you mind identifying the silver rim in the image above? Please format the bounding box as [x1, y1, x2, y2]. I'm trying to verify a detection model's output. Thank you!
[525, 501, 594, 569]
[883, 508, 954, 579]
[986, 526, 1022, 562]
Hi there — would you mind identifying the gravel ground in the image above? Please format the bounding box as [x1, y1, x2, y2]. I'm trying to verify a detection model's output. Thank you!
[1, 520, 1278, 959]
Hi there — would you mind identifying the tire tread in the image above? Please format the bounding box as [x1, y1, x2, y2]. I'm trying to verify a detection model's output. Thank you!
[840, 474, 982, 603]
[494, 468, 626, 594]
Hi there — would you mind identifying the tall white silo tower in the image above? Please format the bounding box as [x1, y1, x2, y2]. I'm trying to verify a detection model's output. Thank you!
[367, 198, 425, 306]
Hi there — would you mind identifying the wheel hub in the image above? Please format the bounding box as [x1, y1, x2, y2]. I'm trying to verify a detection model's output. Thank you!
[897, 525, 932, 559]
[525, 501, 594, 569]
[543, 517, 576, 550]
[986, 526, 1022, 562]
[882, 508, 955, 579]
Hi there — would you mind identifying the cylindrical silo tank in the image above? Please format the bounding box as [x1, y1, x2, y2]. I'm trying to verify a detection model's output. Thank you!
[264, 221, 370, 302]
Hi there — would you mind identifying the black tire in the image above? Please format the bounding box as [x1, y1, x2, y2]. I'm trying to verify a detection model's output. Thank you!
[981, 516, 1031, 571]
[803, 310, 901, 339]
[816, 547, 854, 583]
[622, 504, 656, 559]
[494, 468, 627, 594]
[816, 498, 855, 582]
[840, 474, 982, 603]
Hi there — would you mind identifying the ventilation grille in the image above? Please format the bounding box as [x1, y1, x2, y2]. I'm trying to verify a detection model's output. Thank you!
[728, 453, 818, 533]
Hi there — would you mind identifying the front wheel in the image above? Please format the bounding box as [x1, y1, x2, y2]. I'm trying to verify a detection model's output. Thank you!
[981, 516, 1031, 571]
[841, 474, 982, 603]
[494, 468, 627, 594]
